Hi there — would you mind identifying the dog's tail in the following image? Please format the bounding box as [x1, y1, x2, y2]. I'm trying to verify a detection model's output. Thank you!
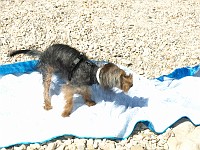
[9, 49, 42, 57]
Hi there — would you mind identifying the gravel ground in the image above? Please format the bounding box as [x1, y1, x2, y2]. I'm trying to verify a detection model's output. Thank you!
[0, 0, 200, 149]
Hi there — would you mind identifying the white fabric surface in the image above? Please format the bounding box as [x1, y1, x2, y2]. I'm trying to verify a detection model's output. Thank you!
[0, 70, 200, 147]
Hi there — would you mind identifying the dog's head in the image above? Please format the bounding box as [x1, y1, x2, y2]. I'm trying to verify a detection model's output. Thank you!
[99, 63, 133, 92]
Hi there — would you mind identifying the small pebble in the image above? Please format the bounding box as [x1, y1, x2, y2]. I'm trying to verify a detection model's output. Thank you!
[45, 142, 56, 150]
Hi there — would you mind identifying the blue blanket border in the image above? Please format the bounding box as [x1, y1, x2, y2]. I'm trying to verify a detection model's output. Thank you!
[156, 64, 200, 81]
[0, 60, 39, 77]
[1, 60, 200, 79]
[0, 60, 200, 148]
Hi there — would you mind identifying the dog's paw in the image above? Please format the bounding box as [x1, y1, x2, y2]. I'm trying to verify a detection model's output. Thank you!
[61, 111, 70, 117]
[85, 101, 96, 106]
[43, 102, 53, 110]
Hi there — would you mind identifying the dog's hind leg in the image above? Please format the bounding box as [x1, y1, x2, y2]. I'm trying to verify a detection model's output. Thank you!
[42, 66, 54, 110]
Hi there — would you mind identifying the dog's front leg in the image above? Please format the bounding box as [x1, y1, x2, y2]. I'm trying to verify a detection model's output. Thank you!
[81, 86, 96, 106]
[62, 84, 74, 117]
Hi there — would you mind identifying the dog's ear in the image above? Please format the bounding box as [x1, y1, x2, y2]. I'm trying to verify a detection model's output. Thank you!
[120, 73, 133, 92]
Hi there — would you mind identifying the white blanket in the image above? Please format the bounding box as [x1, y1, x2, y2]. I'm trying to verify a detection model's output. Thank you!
[0, 62, 200, 148]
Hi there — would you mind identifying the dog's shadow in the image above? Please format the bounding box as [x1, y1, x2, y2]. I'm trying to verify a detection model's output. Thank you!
[91, 85, 148, 108]
[50, 77, 148, 113]
[49, 75, 66, 96]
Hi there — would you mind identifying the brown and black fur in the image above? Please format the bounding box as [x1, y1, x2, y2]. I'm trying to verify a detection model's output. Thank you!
[10, 44, 133, 117]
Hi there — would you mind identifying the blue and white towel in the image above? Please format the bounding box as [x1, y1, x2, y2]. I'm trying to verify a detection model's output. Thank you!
[0, 60, 200, 148]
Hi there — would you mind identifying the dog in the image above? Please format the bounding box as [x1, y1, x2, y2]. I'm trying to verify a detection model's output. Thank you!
[10, 44, 133, 117]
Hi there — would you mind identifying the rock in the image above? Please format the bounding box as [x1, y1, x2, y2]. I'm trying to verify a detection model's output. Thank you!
[46, 142, 56, 150]
[66, 143, 76, 150]
[93, 139, 101, 149]
[74, 139, 86, 145]
[74, 139, 86, 150]
[188, 126, 200, 143]
[63, 139, 72, 145]
[56, 144, 66, 150]
[29, 143, 40, 149]
[178, 139, 200, 150]
[76, 142, 85, 150]
[121, 59, 133, 66]
[172, 120, 195, 140]
[119, 139, 128, 146]
[167, 137, 179, 150]
[131, 145, 144, 150]
[13, 144, 26, 150]
[40, 145, 47, 150]
[163, 143, 169, 150]
[107, 141, 116, 149]
[129, 138, 139, 145]
[55, 140, 62, 147]
[161, 128, 175, 140]
[97, 139, 116, 150]
[26, 146, 32, 150]
[86, 139, 94, 149]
